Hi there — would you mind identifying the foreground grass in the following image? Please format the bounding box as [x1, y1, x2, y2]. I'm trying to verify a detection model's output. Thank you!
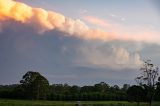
[0, 99, 159, 106]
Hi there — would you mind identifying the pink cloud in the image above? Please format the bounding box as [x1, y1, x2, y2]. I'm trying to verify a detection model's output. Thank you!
[82, 15, 111, 28]
[1, 0, 160, 45]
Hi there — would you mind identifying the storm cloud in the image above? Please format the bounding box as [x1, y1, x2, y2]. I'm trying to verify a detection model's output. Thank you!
[0, 0, 160, 44]
[0, 0, 160, 86]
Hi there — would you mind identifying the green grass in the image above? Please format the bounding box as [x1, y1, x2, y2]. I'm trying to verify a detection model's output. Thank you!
[0, 99, 159, 106]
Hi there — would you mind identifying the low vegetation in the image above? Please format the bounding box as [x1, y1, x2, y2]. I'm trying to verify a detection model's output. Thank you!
[0, 100, 160, 106]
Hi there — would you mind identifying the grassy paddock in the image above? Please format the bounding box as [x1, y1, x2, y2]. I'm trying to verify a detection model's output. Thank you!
[0, 99, 159, 106]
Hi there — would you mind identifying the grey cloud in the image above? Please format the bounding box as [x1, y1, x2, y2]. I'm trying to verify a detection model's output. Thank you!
[0, 20, 159, 86]
[76, 41, 142, 69]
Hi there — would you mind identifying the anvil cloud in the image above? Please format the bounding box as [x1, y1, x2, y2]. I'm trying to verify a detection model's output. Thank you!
[0, 0, 115, 41]
[1, 0, 160, 85]
[0, 0, 160, 44]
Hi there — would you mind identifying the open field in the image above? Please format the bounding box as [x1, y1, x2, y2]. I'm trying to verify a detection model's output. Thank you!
[0, 100, 160, 106]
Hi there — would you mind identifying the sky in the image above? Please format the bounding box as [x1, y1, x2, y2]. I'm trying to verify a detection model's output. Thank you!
[0, 0, 160, 86]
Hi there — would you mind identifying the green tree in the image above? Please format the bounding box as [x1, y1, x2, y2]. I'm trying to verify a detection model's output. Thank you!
[135, 60, 159, 106]
[127, 85, 145, 106]
[155, 77, 160, 101]
[94, 82, 109, 93]
[20, 71, 49, 100]
[122, 84, 130, 91]
[70, 85, 80, 94]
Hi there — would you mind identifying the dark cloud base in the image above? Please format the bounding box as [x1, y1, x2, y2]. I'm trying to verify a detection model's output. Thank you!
[0, 21, 81, 84]
[0, 20, 154, 86]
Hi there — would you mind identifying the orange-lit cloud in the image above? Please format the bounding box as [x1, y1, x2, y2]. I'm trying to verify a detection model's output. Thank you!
[0, 0, 117, 41]
[0, 0, 160, 44]
[82, 15, 111, 28]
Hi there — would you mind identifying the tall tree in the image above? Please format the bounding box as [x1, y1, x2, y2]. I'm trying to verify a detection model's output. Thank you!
[155, 77, 160, 101]
[20, 71, 49, 100]
[122, 84, 130, 91]
[127, 85, 145, 106]
[135, 60, 159, 106]
[94, 82, 109, 93]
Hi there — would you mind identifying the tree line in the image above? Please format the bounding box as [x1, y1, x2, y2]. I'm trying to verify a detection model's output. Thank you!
[0, 74, 128, 101]
[0, 60, 160, 106]
[0, 77, 160, 102]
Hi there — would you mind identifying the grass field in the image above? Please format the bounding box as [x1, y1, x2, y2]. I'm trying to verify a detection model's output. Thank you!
[0, 99, 159, 106]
